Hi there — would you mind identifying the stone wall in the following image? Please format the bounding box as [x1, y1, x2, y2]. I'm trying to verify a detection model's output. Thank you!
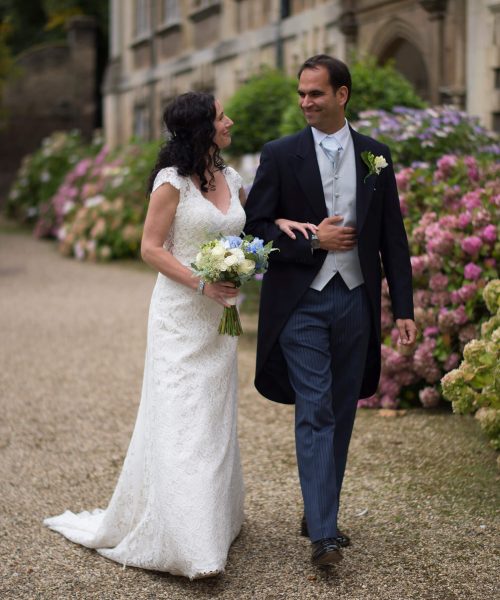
[0, 17, 97, 205]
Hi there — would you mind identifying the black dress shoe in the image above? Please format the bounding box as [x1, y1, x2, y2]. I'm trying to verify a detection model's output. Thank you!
[311, 538, 343, 566]
[301, 514, 351, 547]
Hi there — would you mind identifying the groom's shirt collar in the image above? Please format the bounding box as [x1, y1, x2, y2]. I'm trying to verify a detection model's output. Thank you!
[311, 119, 350, 149]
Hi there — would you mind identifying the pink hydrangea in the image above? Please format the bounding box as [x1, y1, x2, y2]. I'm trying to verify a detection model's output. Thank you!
[427, 253, 444, 270]
[424, 326, 439, 337]
[444, 353, 460, 371]
[472, 208, 491, 228]
[411, 256, 428, 277]
[461, 190, 482, 210]
[463, 263, 482, 281]
[413, 339, 441, 383]
[464, 156, 479, 182]
[396, 168, 413, 191]
[426, 228, 455, 254]
[73, 158, 92, 179]
[430, 291, 450, 307]
[481, 224, 497, 243]
[379, 375, 401, 399]
[438, 308, 455, 332]
[429, 273, 448, 291]
[438, 215, 458, 228]
[457, 212, 472, 228]
[461, 236, 482, 255]
[419, 387, 441, 408]
[435, 154, 457, 179]
[452, 305, 469, 326]
[451, 283, 478, 303]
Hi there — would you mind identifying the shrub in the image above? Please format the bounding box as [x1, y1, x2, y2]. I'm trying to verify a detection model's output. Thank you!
[42, 140, 159, 261]
[6, 130, 102, 223]
[359, 155, 499, 410]
[441, 280, 500, 450]
[354, 107, 499, 166]
[225, 68, 296, 155]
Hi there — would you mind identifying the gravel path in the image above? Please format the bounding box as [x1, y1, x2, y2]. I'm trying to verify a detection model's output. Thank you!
[0, 229, 498, 600]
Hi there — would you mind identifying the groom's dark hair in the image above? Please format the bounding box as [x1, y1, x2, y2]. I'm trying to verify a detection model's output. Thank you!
[298, 55, 352, 105]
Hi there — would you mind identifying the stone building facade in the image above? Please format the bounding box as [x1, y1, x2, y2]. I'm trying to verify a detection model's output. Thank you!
[103, 0, 500, 147]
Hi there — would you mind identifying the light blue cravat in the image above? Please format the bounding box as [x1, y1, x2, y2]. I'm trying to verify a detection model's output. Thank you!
[319, 136, 342, 168]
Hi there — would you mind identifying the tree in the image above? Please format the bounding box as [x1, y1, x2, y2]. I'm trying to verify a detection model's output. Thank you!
[225, 68, 296, 155]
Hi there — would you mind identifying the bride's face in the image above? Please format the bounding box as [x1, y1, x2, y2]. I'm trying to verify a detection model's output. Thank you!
[213, 100, 233, 149]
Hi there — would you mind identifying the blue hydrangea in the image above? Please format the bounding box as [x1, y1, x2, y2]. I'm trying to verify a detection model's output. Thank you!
[223, 235, 243, 249]
[246, 238, 264, 254]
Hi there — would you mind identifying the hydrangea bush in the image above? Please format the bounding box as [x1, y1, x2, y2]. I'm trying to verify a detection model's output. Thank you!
[54, 142, 159, 260]
[441, 280, 500, 450]
[359, 155, 499, 409]
[354, 107, 499, 165]
[6, 130, 103, 223]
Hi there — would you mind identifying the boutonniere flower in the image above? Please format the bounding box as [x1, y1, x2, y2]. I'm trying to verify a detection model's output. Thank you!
[361, 151, 388, 183]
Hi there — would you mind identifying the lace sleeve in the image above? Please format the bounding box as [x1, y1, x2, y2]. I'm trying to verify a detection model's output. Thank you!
[224, 166, 243, 192]
[152, 167, 184, 194]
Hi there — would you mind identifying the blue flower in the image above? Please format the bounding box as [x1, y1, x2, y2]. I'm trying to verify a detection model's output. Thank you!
[223, 235, 242, 249]
[246, 238, 264, 254]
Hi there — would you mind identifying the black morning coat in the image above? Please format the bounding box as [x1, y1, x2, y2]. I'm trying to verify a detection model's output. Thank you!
[244, 125, 414, 405]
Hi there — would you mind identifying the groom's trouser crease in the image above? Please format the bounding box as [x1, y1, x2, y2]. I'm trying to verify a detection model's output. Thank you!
[279, 275, 370, 543]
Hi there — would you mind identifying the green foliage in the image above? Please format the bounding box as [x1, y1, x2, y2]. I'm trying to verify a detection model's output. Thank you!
[0, 0, 108, 54]
[347, 56, 426, 120]
[279, 102, 305, 138]
[442, 280, 500, 451]
[225, 68, 296, 155]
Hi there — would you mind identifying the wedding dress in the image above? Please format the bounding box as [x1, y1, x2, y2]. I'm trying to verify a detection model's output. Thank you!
[44, 166, 246, 579]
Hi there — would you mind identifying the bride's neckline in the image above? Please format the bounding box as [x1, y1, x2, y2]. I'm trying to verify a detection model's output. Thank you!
[189, 170, 232, 217]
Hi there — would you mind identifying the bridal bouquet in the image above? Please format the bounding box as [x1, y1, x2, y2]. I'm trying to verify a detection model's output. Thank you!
[192, 234, 275, 336]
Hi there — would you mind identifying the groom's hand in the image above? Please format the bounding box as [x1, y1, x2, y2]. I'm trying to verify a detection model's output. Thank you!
[396, 319, 418, 346]
[317, 216, 357, 251]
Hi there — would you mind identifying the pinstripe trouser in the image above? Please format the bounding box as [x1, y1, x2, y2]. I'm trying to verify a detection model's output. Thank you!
[279, 274, 370, 543]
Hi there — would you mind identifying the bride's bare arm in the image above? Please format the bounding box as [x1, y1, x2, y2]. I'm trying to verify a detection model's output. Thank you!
[141, 182, 237, 306]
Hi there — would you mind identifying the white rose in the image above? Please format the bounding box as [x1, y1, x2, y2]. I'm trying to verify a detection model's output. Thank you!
[224, 254, 239, 267]
[229, 248, 245, 261]
[210, 244, 226, 259]
[374, 155, 388, 173]
[237, 259, 255, 275]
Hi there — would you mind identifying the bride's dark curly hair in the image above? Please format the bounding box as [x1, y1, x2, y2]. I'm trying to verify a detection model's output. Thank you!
[147, 92, 225, 194]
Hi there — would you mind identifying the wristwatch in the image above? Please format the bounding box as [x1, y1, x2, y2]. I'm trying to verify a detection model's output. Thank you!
[310, 233, 321, 251]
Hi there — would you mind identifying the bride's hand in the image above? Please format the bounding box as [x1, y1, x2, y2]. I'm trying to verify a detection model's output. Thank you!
[275, 218, 318, 240]
[203, 281, 239, 307]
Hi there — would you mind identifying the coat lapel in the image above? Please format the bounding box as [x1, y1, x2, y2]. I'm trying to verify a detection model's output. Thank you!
[350, 126, 375, 234]
[288, 127, 327, 222]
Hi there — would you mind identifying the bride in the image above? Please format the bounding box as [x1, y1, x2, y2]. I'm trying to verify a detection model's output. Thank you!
[44, 92, 248, 579]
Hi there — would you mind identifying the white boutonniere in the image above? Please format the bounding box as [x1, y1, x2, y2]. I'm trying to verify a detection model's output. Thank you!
[361, 151, 388, 183]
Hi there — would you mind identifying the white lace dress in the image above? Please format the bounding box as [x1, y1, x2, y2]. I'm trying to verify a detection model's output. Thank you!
[44, 166, 246, 579]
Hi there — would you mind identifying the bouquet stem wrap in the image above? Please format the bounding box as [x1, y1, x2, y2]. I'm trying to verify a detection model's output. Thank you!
[218, 296, 242, 336]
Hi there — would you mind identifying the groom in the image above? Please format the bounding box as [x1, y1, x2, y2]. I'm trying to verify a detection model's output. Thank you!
[244, 55, 417, 566]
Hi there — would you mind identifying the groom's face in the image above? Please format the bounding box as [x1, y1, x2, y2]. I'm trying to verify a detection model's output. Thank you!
[298, 66, 347, 132]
